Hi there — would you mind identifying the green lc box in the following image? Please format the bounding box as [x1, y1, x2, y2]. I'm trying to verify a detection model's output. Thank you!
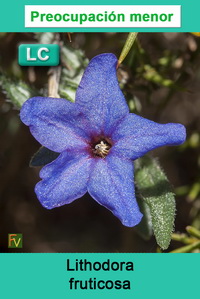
[18, 44, 60, 66]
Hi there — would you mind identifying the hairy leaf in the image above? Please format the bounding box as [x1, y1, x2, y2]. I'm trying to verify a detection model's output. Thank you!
[34, 32, 56, 44]
[59, 45, 88, 102]
[0, 73, 38, 109]
[135, 190, 153, 240]
[135, 155, 176, 250]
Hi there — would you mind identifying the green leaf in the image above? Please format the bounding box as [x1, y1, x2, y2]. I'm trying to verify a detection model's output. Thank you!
[118, 33, 138, 66]
[135, 191, 153, 241]
[30, 147, 59, 167]
[34, 32, 56, 44]
[134, 155, 176, 250]
[59, 76, 79, 102]
[61, 45, 88, 75]
[59, 45, 88, 102]
[0, 73, 39, 109]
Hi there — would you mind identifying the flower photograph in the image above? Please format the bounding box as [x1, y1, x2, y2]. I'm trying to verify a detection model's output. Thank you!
[0, 32, 200, 252]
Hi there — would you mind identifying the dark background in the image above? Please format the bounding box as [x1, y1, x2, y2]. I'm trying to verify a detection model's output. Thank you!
[0, 32, 200, 252]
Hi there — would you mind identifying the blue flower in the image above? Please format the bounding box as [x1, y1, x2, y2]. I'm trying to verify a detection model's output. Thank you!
[20, 53, 186, 227]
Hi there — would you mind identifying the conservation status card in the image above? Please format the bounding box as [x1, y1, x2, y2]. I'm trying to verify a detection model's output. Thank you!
[0, 1, 199, 299]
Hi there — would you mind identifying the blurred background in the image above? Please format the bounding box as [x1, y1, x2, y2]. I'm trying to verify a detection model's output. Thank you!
[0, 32, 200, 253]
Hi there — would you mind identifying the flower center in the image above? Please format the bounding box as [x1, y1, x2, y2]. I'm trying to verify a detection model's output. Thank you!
[92, 139, 111, 158]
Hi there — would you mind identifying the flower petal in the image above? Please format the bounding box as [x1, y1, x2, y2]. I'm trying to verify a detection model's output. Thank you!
[111, 113, 186, 160]
[35, 151, 92, 209]
[87, 154, 143, 227]
[75, 53, 129, 135]
[20, 96, 91, 153]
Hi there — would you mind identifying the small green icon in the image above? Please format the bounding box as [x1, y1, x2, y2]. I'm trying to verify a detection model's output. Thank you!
[8, 234, 23, 248]
[18, 44, 60, 66]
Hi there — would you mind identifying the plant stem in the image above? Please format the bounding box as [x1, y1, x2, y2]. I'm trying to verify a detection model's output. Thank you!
[48, 66, 61, 98]
[186, 226, 200, 239]
[170, 241, 200, 253]
[171, 233, 195, 245]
